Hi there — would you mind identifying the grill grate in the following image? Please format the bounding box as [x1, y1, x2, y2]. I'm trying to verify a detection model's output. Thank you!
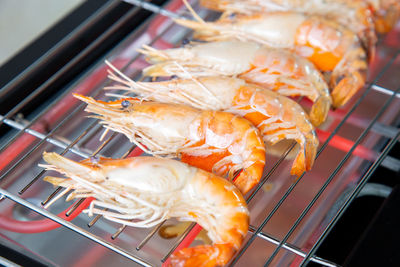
[0, 0, 399, 266]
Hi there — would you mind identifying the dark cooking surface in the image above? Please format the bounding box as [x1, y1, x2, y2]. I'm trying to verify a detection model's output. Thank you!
[0, 0, 399, 266]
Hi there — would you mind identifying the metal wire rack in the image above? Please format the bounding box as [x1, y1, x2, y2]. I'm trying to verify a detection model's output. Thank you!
[0, 0, 399, 266]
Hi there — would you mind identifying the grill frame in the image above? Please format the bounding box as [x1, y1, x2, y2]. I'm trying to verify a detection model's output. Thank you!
[0, 0, 399, 266]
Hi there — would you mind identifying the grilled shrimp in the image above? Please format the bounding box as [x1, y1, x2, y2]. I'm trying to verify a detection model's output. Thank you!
[74, 94, 265, 194]
[41, 152, 249, 266]
[139, 40, 331, 126]
[174, 12, 368, 108]
[366, 0, 400, 33]
[104, 70, 318, 177]
[200, 0, 377, 57]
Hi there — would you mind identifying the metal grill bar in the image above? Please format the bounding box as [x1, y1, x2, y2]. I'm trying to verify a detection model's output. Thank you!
[0, 4, 176, 261]
[88, 209, 108, 227]
[16, 118, 96, 195]
[1, 0, 398, 266]
[119, 1, 400, 265]
[250, 227, 339, 267]
[0, 3, 144, 156]
[136, 221, 166, 250]
[0, 188, 152, 267]
[25, 0, 201, 239]
[5, 0, 165, 195]
[0, 115, 90, 158]
[247, 142, 297, 203]
[301, 129, 400, 266]
[0, 104, 93, 187]
[0, 0, 119, 99]
[124, 0, 184, 19]
[230, 50, 400, 266]
[371, 84, 400, 98]
[103, 3, 216, 240]
[18, 121, 97, 195]
[161, 222, 197, 262]
[263, 86, 400, 266]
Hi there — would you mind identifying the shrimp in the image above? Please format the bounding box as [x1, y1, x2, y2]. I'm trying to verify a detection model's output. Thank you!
[103, 71, 318, 177]
[40, 152, 249, 266]
[365, 0, 400, 33]
[139, 40, 331, 126]
[174, 11, 368, 108]
[74, 94, 265, 195]
[199, 0, 377, 57]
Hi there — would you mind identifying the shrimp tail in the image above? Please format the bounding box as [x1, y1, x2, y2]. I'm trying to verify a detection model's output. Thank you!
[169, 244, 235, 267]
[309, 94, 331, 126]
[234, 161, 265, 195]
[330, 47, 367, 108]
[291, 133, 318, 177]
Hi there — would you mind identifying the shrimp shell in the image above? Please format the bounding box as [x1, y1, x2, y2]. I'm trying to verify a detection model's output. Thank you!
[200, 0, 377, 57]
[104, 72, 318, 177]
[139, 40, 331, 126]
[40, 152, 249, 266]
[74, 94, 265, 195]
[366, 0, 400, 33]
[174, 12, 368, 108]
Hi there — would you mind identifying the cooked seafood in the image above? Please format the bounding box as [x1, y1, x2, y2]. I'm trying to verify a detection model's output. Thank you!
[139, 40, 331, 126]
[74, 94, 265, 194]
[200, 0, 377, 56]
[174, 12, 368, 108]
[366, 0, 400, 33]
[104, 70, 318, 177]
[41, 152, 249, 267]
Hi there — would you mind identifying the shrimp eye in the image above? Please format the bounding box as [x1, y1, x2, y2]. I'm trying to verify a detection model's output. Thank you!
[121, 100, 131, 108]
[228, 13, 236, 19]
[181, 38, 190, 46]
[90, 156, 99, 164]
[171, 75, 178, 80]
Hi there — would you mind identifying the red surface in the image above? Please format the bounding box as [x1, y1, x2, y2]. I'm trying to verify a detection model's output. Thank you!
[316, 129, 378, 162]
[162, 224, 204, 267]
[2, 0, 397, 264]
[0, 197, 93, 233]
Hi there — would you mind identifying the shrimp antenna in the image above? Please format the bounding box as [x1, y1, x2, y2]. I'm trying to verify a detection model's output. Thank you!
[124, 0, 206, 24]
[171, 61, 224, 106]
[182, 0, 205, 24]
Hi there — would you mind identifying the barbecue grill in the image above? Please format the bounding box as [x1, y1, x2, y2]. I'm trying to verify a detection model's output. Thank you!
[0, 0, 399, 266]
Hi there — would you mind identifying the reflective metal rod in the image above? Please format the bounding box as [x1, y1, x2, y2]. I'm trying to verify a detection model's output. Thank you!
[0, 1, 120, 99]
[264, 86, 400, 266]
[124, 0, 184, 19]
[66, 198, 86, 217]
[19, 121, 98, 195]
[88, 209, 108, 227]
[250, 227, 339, 267]
[246, 142, 296, 203]
[229, 50, 400, 266]
[136, 220, 166, 250]
[41, 187, 63, 206]
[0, 3, 148, 168]
[371, 84, 400, 98]
[112, 225, 127, 240]
[300, 129, 400, 266]
[0, 188, 152, 267]
[0, 115, 90, 158]
[161, 222, 197, 262]
[78, 0, 185, 231]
